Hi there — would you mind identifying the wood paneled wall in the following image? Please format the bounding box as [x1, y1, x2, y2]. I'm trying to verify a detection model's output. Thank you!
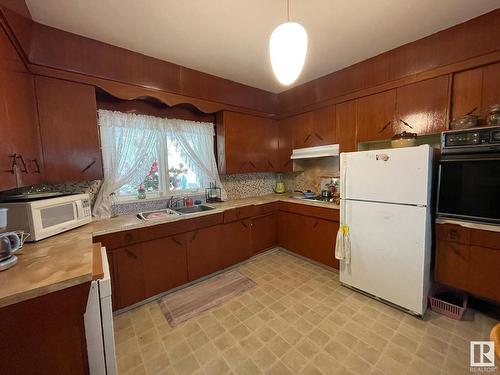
[96, 92, 216, 123]
[278, 9, 500, 116]
[0, 6, 277, 115]
[1, 3, 499, 119]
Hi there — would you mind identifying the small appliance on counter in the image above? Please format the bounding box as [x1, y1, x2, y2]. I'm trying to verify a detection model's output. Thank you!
[274, 173, 286, 194]
[0, 193, 92, 242]
[0, 209, 21, 271]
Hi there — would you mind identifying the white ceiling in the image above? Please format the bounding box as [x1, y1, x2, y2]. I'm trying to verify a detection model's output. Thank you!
[26, 0, 499, 93]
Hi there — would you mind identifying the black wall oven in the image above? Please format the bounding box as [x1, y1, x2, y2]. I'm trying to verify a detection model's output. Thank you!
[437, 126, 500, 224]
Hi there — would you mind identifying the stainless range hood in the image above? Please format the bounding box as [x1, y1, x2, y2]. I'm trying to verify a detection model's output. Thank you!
[290, 144, 340, 159]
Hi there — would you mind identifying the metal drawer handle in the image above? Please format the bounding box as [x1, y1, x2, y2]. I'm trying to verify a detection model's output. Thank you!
[124, 248, 137, 259]
[378, 121, 391, 134]
[172, 237, 182, 246]
[81, 160, 96, 173]
[267, 160, 274, 168]
[314, 132, 323, 141]
[249, 160, 256, 168]
[449, 229, 459, 241]
[303, 133, 311, 143]
[191, 230, 199, 242]
[16, 155, 28, 173]
[5, 154, 17, 174]
[241, 221, 248, 228]
[31, 158, 41, 173]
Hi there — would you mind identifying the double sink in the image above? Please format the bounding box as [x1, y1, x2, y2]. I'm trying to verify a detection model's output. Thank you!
[138, 205, 215, 220]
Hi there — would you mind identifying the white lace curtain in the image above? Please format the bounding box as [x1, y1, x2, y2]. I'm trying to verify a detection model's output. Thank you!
[94, 110, 225, 219]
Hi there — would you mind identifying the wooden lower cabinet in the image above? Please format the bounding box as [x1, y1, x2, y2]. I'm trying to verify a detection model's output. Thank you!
[468, 245, 500, 301]
[435, 240, 470, 291]
[112, 244, 146, 309]
[221, 219, 252, 268]
[142, 235, 188, 298]
[251, 213, 278, 254]
[187, 225, 223, 281]
[435, 223, 500, 302]
[104, 206, 340, 310]
[278, 211, 339, 269]
[0, 282, 91, 375]
[278, 211, 309, 256]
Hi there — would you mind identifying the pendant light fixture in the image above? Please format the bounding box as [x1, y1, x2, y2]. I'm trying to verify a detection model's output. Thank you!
[269, 0, 308, 86]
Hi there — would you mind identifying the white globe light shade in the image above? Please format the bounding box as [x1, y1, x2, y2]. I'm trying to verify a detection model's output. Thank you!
[269, 22, 308, 85]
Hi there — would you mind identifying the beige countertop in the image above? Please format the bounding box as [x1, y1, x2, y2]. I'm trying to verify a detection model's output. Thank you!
[0, 194, 338, 308]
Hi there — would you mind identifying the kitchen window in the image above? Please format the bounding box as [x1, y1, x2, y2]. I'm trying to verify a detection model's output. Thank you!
[93, 110, 224, 218]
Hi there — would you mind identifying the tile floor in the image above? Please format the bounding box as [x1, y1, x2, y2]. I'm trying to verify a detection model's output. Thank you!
[114, 250, 498, 375]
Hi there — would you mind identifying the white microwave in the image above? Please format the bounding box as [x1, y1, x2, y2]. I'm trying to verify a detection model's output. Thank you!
[1, 194, 92, 241]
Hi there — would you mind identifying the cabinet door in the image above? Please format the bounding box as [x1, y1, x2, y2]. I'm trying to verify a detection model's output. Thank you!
[35, 76, 103, 182]
[114, 244, 146, 309]
[395, 76, 450, 135]
[219, 111, 278, 174]
[307, 217, 339, 269]
[187, 225, 222, 281]
[451, 68, 483, 120]
[251, 213, 277, 255]
[435, 240, 470, 290]
[277, 119, 293, 172]
[291, 106, 336, 149]
[310, 105, 336, 146]
[482, 62, 500, 117]
[221, 219, 251, 268]
[467, 246, 500, 301]
[278, 211, 308, 256]
[262, 118, 279, 172]
[0, 26, 44, 189]
[142, 234, 188, 298]
[356, 90, 396, 142]
[335, 100, 357, 153]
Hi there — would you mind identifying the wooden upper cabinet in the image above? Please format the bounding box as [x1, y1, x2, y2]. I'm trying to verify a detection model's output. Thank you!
[482, 62, 500, 116]
[335, 100, 357, 152]
[451, 62, 500, 120]
[277, 119, 293, 172]
[291, 106, 336, 149]
[35, 76, 103, 183]
[356, 89, 396, 142]
[216, 111, 278, 174]
[395, 76, 450, 135]
[0, 25, 44, 190]
[451, 68, 483, 119]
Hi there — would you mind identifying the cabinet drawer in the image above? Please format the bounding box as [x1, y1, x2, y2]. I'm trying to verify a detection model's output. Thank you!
[94, 229, 142, 250]
[279, 201, 339, 221]
[254, 202, 279, 216]
[223, 205, 256, 223]
[470, 229, 500, 250]
[436, 224, 470, 244]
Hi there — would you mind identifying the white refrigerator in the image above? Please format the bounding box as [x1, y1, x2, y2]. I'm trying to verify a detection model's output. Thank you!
[339, 145, 433, 316]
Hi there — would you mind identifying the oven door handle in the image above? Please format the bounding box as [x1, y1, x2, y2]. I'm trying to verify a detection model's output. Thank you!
[440, 156, 500, 162]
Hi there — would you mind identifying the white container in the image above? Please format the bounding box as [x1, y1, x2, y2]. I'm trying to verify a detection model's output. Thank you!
[0, 208, 7, 231]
